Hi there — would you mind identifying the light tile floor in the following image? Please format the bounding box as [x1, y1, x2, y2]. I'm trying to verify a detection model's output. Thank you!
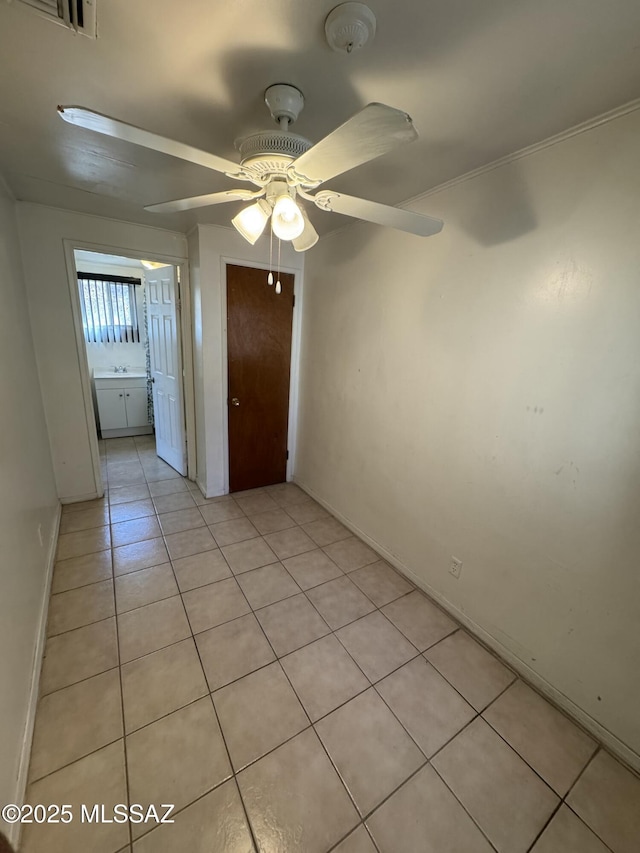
[19, 435, 640, 853]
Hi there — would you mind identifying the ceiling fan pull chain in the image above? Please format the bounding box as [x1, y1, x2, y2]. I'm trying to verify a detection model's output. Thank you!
[267, 221, 274, 285]
[276, 237, 282, 294]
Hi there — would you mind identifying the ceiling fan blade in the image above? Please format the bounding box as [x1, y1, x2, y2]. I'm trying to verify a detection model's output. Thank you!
[145, 189, 262, 214]
[289, 103, 417, 186]
[58, 106, 247, 180]
[313, 190, 444, 237]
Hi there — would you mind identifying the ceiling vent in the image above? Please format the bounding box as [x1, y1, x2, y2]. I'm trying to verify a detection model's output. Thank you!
[16, 0, 97, 38]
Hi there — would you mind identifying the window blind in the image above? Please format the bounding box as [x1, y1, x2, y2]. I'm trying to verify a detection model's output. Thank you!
[78, 273, 141, 344]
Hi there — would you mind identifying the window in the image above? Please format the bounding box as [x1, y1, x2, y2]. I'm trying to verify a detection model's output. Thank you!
[78, 273, 141, 344]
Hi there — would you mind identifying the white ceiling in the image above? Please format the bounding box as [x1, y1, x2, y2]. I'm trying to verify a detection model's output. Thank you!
[1, 0, 639, 236]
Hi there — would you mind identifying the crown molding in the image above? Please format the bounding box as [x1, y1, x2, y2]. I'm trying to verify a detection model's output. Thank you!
[405, 97, 640, 208]
[324, 96, 640, 240]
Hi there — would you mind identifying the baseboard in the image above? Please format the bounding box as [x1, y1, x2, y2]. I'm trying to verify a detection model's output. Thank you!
[201, 480, 227, 499]
[9, 502, 61, 849]
[100, 426, 153, 438]
[60, 491, 101, 505]
[294, 477, 640, 776]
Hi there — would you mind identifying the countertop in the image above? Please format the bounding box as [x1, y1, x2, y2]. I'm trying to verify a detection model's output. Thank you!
[93, 370, 148, 379]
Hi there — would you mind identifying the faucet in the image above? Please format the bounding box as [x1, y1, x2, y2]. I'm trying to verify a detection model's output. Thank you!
[113, 365, 128, 374]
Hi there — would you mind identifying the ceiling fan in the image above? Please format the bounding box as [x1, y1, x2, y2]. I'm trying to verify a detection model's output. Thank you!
[58, 83, 443, 251]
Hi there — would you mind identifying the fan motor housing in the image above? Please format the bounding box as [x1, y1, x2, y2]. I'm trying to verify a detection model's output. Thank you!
[237, 130, 312, 162]
[236, 130, 312, 181]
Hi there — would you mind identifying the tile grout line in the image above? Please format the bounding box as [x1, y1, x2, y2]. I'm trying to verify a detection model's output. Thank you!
[157, 478, 372, 844]
[108, 499, 579, 823]
[166, 514, 266, 853]
[39, 660, 120, 700]
[105, 459, 134, 852]
[524, 798, 566, 853]
[46, 496, 542, 800]
[326, 821, 382, 853]
[209, 534, 438, 838]
[557, 749, 617, 853]
[425, 689, 605, 853]
[117, 454, 625, 853]
[479, 687, 598, 797]
[416, 676, 555, 846]
[42, 440, 623, 852]
[560, 803, 615, 853]
[220, 574, 373, 836]
[427, 762, 502, 852]
[26, 733, 125, 788]
[122, 438, 178, 843]
[49, 487, 474, 714]
[131, 447, 263, 846]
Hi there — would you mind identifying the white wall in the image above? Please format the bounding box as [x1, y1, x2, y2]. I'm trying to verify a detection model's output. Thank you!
[189, 224, 305, 497]
[0, 184, 58, 840]
[296, 106, 640, 766]
[16, 205, 187, 501]
[187, 228, 206, 492]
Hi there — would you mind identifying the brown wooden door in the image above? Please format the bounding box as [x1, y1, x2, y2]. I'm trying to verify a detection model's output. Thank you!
[227, 264, 295, 492]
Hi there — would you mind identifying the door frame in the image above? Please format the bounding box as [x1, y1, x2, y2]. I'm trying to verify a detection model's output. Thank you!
[63, 239, 196, 496]
[220, 255, 303, 493]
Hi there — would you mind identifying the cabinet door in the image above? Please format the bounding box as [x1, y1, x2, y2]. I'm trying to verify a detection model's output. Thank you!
[124, 387, 149, 427]
[97, 389, 127, 430]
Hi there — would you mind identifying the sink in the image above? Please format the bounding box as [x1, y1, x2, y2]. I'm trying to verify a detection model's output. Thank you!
[93, 370, 148, 379]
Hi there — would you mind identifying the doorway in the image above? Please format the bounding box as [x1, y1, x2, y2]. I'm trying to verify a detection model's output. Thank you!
[226, 263, 295, 492]
[72, 249, 189, 485]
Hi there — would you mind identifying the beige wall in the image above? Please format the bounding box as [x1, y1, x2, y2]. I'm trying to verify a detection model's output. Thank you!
[188, 224, 305, 497]
[296, 107, 640, 766]
[0, 185, 58, 840]
[16, 205, 187, 501]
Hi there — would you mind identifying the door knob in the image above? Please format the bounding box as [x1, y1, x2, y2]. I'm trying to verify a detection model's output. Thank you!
[231, 397, 240, 406]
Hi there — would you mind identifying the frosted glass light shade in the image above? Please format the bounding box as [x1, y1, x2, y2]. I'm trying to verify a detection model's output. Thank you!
[271, 195, 305, 240]
[292, 209, 319, 252]
[232, 199, 270, 244]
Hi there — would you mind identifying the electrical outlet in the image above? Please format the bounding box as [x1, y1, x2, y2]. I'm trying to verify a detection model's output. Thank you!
[449, 557, 462, 579]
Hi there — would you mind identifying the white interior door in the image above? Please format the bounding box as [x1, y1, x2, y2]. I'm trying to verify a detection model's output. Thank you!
[146, 265, 187, 475]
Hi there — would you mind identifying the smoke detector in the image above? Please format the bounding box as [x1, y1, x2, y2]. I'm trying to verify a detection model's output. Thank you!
[325, 2, 376, 54]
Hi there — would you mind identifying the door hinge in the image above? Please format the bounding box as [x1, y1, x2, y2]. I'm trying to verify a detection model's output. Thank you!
[286, 450, 289, 460]
[292, 294, 295, 308]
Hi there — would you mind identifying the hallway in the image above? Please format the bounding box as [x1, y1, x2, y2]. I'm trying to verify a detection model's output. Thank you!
[19, 438, 640, 852]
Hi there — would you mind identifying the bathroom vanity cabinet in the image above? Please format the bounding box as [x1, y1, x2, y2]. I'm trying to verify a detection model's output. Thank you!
[94, 373, 152, 438]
